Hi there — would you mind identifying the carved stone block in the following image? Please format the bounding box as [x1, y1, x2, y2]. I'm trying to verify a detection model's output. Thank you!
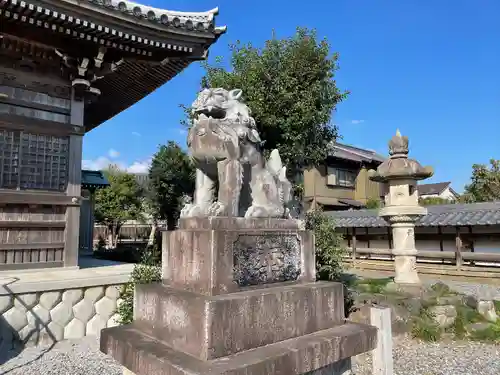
[232, 233, 301, 286]
[163, 218, 315, 296]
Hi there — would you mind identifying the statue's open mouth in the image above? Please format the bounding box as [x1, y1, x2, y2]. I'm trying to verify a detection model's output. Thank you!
[195, 106, 226, 119]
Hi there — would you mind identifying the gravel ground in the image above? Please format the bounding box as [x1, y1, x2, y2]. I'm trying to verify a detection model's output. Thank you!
[0, 336, 121, 375]
[352, 335, 500, 375]
[0, 335, 498, 375]
[423, 278, 500, 300]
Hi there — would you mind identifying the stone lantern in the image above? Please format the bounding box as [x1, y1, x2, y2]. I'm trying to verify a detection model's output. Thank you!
[368, 130, 434, 284]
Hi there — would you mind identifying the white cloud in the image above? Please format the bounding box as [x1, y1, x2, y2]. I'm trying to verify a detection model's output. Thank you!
[127, 160, 151, 173]
[131, 131, 141, 137]
[351, 120, 365, 125]
[108, 149, 120, 158]
[82, 157, 122, 171]
[82, 156, 151, 174]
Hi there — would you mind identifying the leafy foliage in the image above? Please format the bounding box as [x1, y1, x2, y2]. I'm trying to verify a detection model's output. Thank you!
[187, 28, 348, 179]
[463, 159, 500, 202]
[419, 197, 454, 206]
[411, 308, 442, 342]
[365, 198, 381, 209]
[116, 245, 161, 324]
[354, 277, 392, 294]
[94, 166, 144, 249]
[305, 209, 346, 281]
[305, 209, 353, 316]
[147, 141, 195, 230]
[469, 320, 500, 342]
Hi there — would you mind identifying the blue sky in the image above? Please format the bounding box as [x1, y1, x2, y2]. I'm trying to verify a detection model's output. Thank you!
[82, 0, 500, 192]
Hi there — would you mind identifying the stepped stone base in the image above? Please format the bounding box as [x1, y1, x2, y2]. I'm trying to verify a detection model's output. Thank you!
[102, 322, 375, 375]
[100, 217, 377, 375]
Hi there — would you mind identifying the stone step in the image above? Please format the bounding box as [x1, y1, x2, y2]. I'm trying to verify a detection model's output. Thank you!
[101, 321, 377, 375]
[134, 281, 345, 360]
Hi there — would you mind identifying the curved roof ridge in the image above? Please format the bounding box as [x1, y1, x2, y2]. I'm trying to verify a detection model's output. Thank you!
[55, 0, 227, 34]
[107, 1, 219, 20]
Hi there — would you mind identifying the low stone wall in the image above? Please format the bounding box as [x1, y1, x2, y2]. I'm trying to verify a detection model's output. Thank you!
[0, 263, 132, 349]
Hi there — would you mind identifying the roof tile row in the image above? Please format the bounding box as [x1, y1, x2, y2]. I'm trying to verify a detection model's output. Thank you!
[328, 202, 500, 227]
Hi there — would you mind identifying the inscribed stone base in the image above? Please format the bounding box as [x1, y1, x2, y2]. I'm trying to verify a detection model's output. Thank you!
[134, 281, 345, 360]
[306, 358, 351, 375]
[101, 217, 377, 375]
[163, 217, 315, 296]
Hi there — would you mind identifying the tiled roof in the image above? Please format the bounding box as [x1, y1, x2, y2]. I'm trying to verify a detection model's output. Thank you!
[329, 142, 386, 165]
[418, 182, 451, 195]
[328, 202, 500, 227]
[61, 0, 224, 34]
[82, 170, 109, 189]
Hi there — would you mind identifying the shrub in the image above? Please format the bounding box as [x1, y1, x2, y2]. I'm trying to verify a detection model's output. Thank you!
[116, 244, 161, 324]
[305, 209, 346, 281]
[365, 198, 381, 209]
[305, 209, 353, 315]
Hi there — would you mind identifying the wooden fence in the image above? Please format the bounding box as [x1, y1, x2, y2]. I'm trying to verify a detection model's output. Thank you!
[340, 225, 500, 274]
[93, 224, 151, 244]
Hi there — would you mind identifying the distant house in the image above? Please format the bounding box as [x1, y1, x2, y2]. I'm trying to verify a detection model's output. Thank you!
[303, 142, 386, 211]
[134, 173, 149, 187]
[418, 182, 459, 202]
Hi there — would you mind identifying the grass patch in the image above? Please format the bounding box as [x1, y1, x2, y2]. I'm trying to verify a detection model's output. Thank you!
[411, 308, 442, 342]
[493, 300, 500, 312]
[354, 277, 393, 294]
[470, 320, 500, 342]
[450, 305, 483, 339]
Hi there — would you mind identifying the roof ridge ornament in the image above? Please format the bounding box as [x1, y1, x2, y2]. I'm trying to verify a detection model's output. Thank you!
[388, 129, 409, 157]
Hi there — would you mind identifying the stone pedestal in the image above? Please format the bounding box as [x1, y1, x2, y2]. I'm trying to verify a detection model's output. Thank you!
[101, 217, 377, 375]
[390, 219, 420, 284]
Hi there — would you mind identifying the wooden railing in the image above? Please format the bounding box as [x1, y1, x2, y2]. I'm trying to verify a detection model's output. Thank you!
[93, 224, 151, 244]
[346, 247, 500, 270]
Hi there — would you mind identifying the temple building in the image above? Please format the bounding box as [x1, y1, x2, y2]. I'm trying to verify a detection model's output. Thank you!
[0, 0, 226, 271]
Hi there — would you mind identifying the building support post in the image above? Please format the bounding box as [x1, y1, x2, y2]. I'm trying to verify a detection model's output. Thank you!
[455, 226, 463, 270]
[63, 88, 84, 268]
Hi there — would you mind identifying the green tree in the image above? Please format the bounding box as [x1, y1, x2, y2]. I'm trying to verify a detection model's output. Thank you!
[187, 27, 348, 180]
[147, 141, 195, 230]
[94, 165, 143, 249]
[419, 197, 454, 206]
[463, 159, 500, 202]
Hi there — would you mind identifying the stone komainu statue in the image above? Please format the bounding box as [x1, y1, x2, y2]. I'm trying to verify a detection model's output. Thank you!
[180, 88, 293, 218]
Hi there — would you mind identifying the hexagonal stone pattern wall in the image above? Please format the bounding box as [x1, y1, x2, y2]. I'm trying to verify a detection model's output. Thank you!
[0, 284, 124, 349]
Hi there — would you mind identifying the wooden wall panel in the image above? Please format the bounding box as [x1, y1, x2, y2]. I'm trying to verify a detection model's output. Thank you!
[0, 204, 65, 266]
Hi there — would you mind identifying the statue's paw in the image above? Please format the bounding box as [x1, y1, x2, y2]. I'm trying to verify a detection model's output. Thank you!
[180, 203, 210, 218]
[207, 201, 226, 216]
[244, 206, 266, 218]
[245, 205, 285, 218]
[180, 204, 194, 218]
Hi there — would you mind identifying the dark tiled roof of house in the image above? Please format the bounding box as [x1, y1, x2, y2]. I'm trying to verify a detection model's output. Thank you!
[328, 202, 500, 227]
[81, 170, 109, 190]
[418, 182, 451, 195]
[329, 142, 386, 165]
